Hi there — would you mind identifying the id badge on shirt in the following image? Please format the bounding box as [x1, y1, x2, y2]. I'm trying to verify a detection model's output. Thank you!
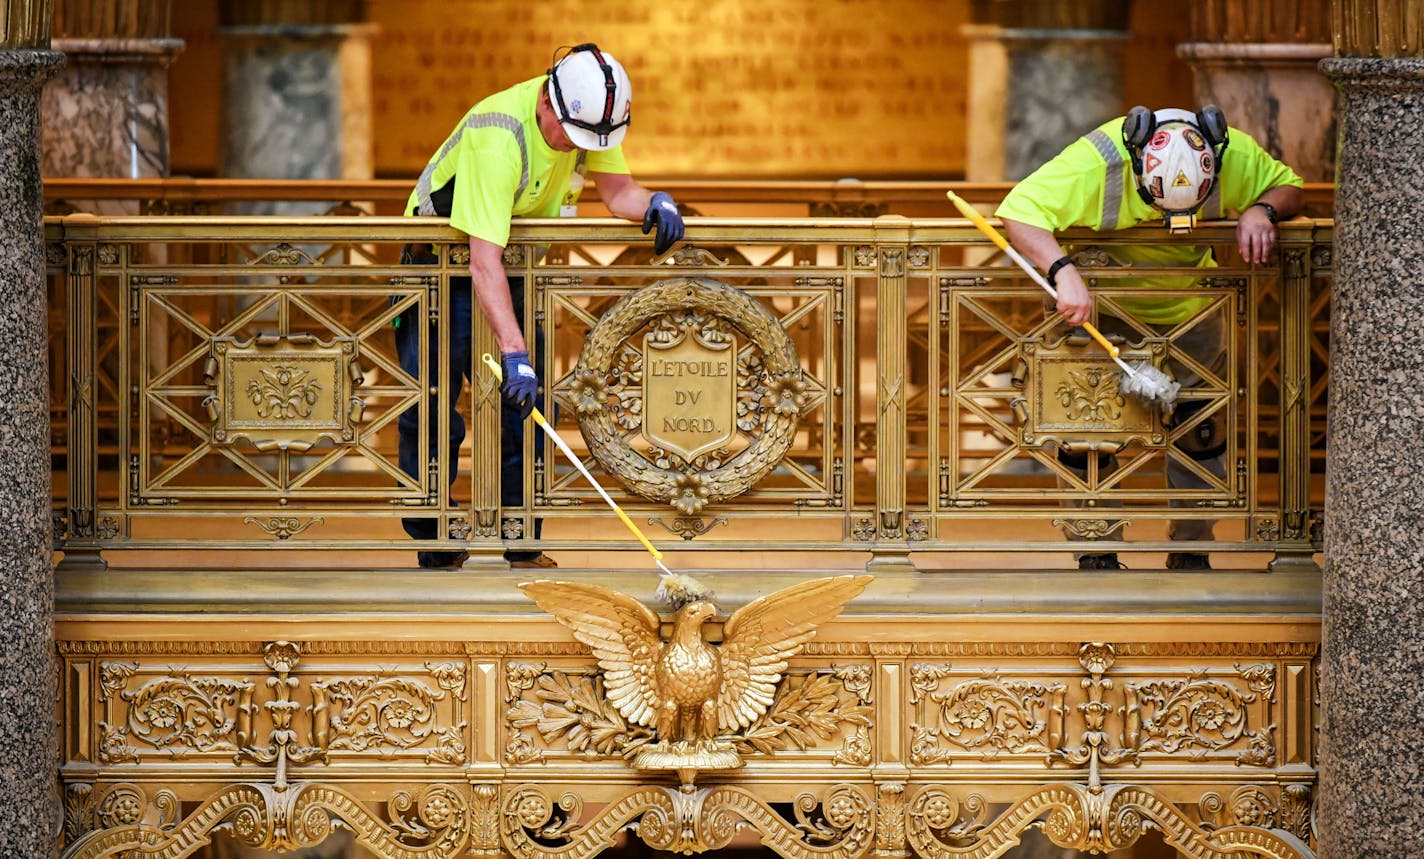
[561, 170, 584, 218]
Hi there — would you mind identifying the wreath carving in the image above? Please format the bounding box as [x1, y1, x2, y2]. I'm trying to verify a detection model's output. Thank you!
[570, 278, 802, 515]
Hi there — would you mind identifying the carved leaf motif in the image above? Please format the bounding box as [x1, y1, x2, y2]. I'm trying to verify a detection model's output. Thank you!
[1130, 678, 1254, 754]
[121, 675, 252, 753]
[733, 672, 872, 757]
[505, 670, 654, 759]
[316, 676, 447, 753]
[928, 678, 1059, 756]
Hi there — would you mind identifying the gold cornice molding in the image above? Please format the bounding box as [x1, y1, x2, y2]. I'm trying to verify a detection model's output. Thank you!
[56, 637, 1319, 659]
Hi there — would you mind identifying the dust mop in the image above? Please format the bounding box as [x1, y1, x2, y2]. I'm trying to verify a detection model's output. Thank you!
[946, 191, 1180, 411]
[481, 354, 714, 608]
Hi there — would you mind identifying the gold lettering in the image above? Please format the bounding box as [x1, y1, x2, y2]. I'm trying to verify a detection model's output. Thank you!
[663, 416, 720, 433]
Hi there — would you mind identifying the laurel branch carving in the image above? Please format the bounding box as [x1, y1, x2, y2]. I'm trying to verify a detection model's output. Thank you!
[504, 665, 873, 765]
[569, 277, 803, 513]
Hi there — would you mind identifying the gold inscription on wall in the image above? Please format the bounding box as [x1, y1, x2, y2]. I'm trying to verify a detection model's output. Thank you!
[643, 333, 736, 462]
[365, 0, 970, 178]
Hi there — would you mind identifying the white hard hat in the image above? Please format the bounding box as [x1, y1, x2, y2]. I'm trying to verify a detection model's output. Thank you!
[1139, 118, 1217, 214]
[1122, 105, 1229, 228]
[546, 44, 632, 151]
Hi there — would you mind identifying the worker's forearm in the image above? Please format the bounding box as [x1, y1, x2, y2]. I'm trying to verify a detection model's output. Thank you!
[470, 257, 526, 354]
[1256, 184, 1304, 220]
[603, 184, 653, 221]
[1000, 219, 1067, 272]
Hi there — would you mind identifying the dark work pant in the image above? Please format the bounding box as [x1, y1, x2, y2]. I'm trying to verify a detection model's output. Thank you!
[394, 245, 541, 560]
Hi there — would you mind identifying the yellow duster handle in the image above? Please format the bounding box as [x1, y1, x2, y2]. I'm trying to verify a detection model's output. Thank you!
[481, 353, 665, 563]
[946, 191, 1121, 360]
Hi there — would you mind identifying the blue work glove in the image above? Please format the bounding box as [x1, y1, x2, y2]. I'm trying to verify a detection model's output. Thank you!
[500, 350, 538, 420]
[641, 191, 684, 255]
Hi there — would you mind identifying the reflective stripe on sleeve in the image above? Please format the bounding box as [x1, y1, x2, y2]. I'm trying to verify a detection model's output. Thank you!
[1084, 128, 1126, 231]
[414, 111, 529, 216]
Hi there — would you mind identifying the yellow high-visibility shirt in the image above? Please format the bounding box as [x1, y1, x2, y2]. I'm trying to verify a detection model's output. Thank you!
[405, 76, 630, 247]
[995, 117, 1302, 325]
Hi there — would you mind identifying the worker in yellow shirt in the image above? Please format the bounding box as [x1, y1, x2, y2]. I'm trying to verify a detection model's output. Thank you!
[397, 44, 684, 569]
[996, 105, 1303, 570]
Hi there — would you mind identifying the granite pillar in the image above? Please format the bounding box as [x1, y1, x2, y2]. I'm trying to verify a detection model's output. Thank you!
[1178, 42, 1336, 182]
[1318, 56, 1424, 856]
[999, 28, 1128, 180]
[41, 37, 182, 180]
[219, 22, 374, 214]
[0, 45, 65, 859]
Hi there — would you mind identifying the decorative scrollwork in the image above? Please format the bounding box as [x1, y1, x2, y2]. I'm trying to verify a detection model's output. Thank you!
[249, 243, 317, 266]
[1125, 674, 1255, 754]
[310, 673, 463, 760]
[64, 782, 470, 858]
[1053, 518, 1128, 540]
[501, 783, 872, 859]
[650, 515, 729, 540]
[120, 673, 253, 755]
[905, 783, 1312, 859]
[243, 516, 324, 540]
[918, 676, 1065, 761]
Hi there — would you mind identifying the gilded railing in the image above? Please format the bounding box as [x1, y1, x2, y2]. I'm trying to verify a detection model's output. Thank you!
[43, 214, 1329, 572]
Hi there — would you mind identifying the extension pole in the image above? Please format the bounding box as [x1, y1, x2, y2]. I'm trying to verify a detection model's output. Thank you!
[480, 353, 673, 576]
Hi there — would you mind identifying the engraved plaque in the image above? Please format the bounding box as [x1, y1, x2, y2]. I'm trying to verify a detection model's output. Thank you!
[643, 330, 736, 461]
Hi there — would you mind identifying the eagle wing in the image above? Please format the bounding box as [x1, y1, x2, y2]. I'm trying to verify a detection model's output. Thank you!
[518, 580, 664, 728]
[715, 575, 873, 731]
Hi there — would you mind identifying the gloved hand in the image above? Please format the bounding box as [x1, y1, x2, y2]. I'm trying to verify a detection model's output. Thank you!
[641, 191, 684, 255]
[500, 350, 538, 420]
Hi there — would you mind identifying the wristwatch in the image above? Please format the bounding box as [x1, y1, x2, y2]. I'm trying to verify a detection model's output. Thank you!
[1251, 201, 1279, 224]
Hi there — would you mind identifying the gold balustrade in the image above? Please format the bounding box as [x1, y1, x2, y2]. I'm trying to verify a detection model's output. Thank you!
[42, 176, 1338, 218]
[44, 213, 1328, 570]
[46, 212, 1326, 859]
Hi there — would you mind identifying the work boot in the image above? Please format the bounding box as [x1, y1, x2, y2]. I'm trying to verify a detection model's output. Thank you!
[417, 551, 468, 569]
[1165, 552, 1211, 570]
[1077, 552, 1126, 570]
[509, 553, 558, 569]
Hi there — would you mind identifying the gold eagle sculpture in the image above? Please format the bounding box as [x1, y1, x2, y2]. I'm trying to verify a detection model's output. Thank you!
[519, 575, 872, 783]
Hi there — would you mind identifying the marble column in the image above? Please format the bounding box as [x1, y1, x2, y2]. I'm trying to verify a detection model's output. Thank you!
[999, 27, 1128, 180]
[41, 37, 182, 180]
[219, 22, 374, 214]
[0, 45, 64, 859]
[1318, 56, 1424, 856]
[1177, 43, 1335, 183]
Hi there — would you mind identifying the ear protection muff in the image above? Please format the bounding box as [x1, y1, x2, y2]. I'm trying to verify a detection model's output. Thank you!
[1194, 104, 1229, 156]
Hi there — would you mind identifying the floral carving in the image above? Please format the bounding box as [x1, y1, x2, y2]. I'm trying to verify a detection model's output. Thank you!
[1056, 367, 1126, 422]
[566, 368, 610, 415]
[1126, 675, 1255, 755]
[121, 674, 253, 754]
[912, 676, 1064, 764]
[247, 365, 322, 419]
[671, 471, 711, 515]
[310, 675, 463, 759]
[762, 370, 809, 416]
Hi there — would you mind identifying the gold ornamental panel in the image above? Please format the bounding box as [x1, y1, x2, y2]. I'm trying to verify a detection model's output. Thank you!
[565, 277, 805, 515]
[1016, 336, 1165, 451]
[205, 334, 362, 452]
